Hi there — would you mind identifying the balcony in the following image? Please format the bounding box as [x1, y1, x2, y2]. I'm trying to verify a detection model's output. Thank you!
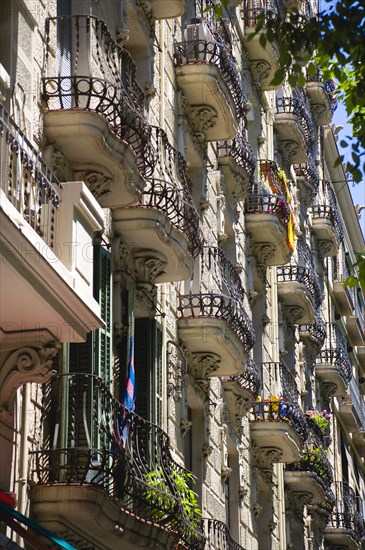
[245, 160, 293, 266]
[311, 204, 344, 257]
[202, 518, 244, 549]
[325, 483, 365, 550]
[174, 23, 245, 141]
[299, 315, 327, 360]
[338, 377, 365, 433]
[222, 357, 261, 409]
[285, 418, 333, 507]
[294, 153, 320, 194]
[275, 97, 314, 163]
[315, 323, 352, 397]
[151, 0, 186, 19]
[177, 247, 255, 377]
[0, 106, 103, 346]
[306, 73, 338, 125]
[241, 1, 281, 90]
[113, 126, 202, 283]
[217, 126, 255, 199]
[30, 373, 205, 549]
[277, 266, 322, 324]
[332, 257, 356, 316]
[345, 292, 365, 346]
[250, 362, 307, 463]
[42, 15, 153, 207]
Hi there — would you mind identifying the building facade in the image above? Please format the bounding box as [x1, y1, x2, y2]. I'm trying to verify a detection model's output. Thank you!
[1, 0, 365, 548]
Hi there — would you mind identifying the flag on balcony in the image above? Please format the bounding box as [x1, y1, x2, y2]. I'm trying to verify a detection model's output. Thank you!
[114, 335, 135, 449]
[123, 334, 135, 412]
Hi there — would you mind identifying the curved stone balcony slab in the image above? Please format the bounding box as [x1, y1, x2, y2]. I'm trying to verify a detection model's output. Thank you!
[43, 109, 146, 207]
[250, 422, 303, 464]
[112, 127, 202, 284]
[245, 193, 292, 265]
[277, 263, 323, 324]
[242, 7, 280, 90]
[217, 133, 255, 199]
[315, 359, 349, 397]
[275, 97, 314, 163]
[284, 471, 327, 506]
[311, 205, 343, 257]
[152, 0, 186, 19]
[174, 39, 245, 140]
[306, 80, 332, 125]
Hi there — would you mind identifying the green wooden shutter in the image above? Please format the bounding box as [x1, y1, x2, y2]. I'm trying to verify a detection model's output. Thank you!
[67, 244, 112, 449]
[134, 318, 163, 426]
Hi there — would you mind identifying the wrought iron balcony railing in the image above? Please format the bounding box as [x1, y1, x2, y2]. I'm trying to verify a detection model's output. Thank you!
[316, 323, 352, 382]
[174, 39, 246, 119]
[251, 362, 308, 440]
[0, 105, 61, 250]
[347, 378, 365, 430]
[42, 15, 154, 177]
[245, 193, 291, 227]
[307, 71, 338, 114]
[227, 357, 262, 398]
[31, 373, 204, 548]
[277, 265, 323, 309]
[242, 0, 281, 27]
[300, 315, 327, 351]
[202, 518, 244, 550]
[127, 126, 202, 259]
[312, 204, 344, 243]
[217, 130, 256, 181]
[294, 154, 320, 192]
[177, 247, 255, 355]
[328, 482, 365, 540]
[276, 96, 314, 146]
[286, 416, 333, 497]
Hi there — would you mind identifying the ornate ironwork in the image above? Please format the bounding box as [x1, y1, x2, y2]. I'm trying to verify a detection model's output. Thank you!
[251, 400, 308, 441]
[42, 16, 155, 177]
[312, 204, 344, 243]
[294, 153, 320, 192]
[276, 96, 314, 146]
[241, 0, 281, 27]
[316, 323, 352, 383]
[217, 129, 256, 181]
[0, 105, 61, 250]
[228, 357, 262, 397]
[245, 193, 291, 226]
[202, 518, 244, 550]
[127, 126, 202, 259]
[251, 362, 308, 441]
[328, 482, 365, 540]
[277, 265, 323, 309]
[174, 39, 246, 119]
[177, 247, 255, 354]
[300, 315, 327, 350]
[31, 373, 205, 548]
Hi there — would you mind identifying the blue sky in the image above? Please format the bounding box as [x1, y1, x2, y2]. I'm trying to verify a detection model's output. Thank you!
[332, 102, 365, 239]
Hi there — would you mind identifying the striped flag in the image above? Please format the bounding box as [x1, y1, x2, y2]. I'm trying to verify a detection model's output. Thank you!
[123, 335, 135, 411]
[114, 335, 135, 449]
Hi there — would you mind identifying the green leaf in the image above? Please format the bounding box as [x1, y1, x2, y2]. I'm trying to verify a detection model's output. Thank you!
[344, 275, 358, 288]
[298, 73, 306, 87]
[259, 33, 267, 48]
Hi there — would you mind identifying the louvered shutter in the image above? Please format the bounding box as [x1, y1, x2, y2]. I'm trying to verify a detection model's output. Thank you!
[134, 318, 163, 426]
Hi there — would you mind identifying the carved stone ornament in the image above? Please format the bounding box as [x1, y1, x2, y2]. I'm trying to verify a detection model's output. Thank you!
[58, 530, 99, 550]
[252, 444, 282, 485]
[0, 344, 58, 422]
[239, 486, 248, 499]
[202, 443, 214, 458]
[287, 490, 312, 522]
[52, 149, 68, 181]
[74, 169, 112, 200]
[116, 27, 130, 45]
[253, 243, 276, 265]
[251, 60, 271, 82]
[320, 381, 338, 403]
[283, 304, 305, 325]
[133, 252, 167, 284]
[279, 140, 300, 161]
[310, 104, 328, 124]
[180, 418, 192, 437]
[316, 239, 335, 257]
[221, 466, 233, 481]
[190, 352, 221, 380]
[190, 105, 218, 135]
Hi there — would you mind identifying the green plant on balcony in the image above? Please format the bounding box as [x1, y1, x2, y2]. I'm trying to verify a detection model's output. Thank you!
[144, 467, 202, 532]
[306, 408, 331, 435]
